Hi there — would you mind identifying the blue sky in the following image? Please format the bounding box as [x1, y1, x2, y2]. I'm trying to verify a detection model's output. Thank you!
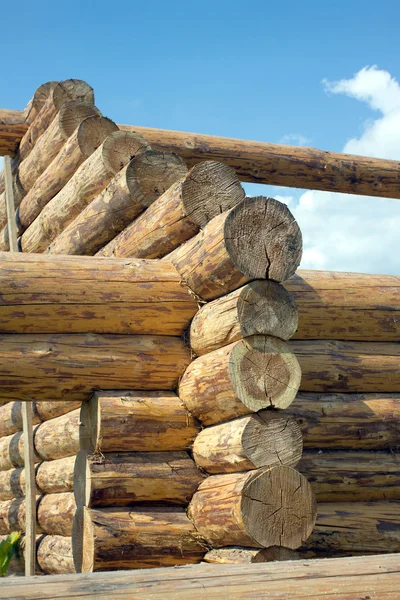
[1, 0, 400, 273]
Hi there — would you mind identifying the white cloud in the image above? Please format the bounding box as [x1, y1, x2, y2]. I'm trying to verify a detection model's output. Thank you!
[285, 66, 400, 275]
[279, 133, 310, 146]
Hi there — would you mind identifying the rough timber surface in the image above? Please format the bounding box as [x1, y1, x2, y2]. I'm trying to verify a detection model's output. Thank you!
[1, 553, 399, 599]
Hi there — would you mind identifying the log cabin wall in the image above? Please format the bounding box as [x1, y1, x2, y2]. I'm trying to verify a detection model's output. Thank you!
[0, 79, 399, 573]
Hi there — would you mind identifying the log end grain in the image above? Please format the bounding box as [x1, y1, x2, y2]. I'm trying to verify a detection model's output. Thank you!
[77, 116, 118, 159]
[102, 131, 150, 174]
[58, 101, 102, 139]
[53, 79, 94, 109]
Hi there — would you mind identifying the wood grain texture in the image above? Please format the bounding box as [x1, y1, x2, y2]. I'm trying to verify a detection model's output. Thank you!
[0, 253, 197, 335]
[286, 392, 400, 450]
[166, 196, 302, 300]
[291, 340, 400, 392]
[286, 270, 400, 342]
[203, 547, 299, 563]
[179, 335, 301, 425]
[21, 401, 36, 575]
[0, 109, 27, 156]
[75, 450, 205, 507]
[80, 391, 200, 454]
[1, 553, 399, 599]
[98, 160, 245, 259]
[188, 467, 316, 550]
[37, 492, 76, 536]
[0, 430, 41, 472]
[190, 280, 298, 355]
[0, 400, 82, 438]
[192, 411, 303, 473]
[0, 333, 190, 402]
[33, 409, 80, 461]
[37, 535, 75, 575]
[73, 505, 206, 572]
[47, 150, 187, 256]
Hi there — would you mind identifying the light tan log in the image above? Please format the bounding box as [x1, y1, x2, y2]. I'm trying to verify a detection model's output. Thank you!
[12, 115, 117, 239]
[0, 253, 197, 335]
[300, 501, 400, 556]
[21, 131, 150, 253]
[21, 401, 36, 575]
[0, 109, 28, 156]
[286, 392, 400, 450]
[34, 409, 80, 460]
[0, 333, 190, 402]
[166, 196, 302, 300]
[23, 82, 58, 126]
[47, 149, 187, 256]
[37, 492, 76, 536]
[188, 466, 316, 550]
[286, 270, 400, 342]
[0, 431, 41, 471]
[179, 335, 301, 426]
[192, 411, 302, 474]
[34, 400, 82, 422]
[17, 102, 101, 197]
[0, 496, 41, 534]
[203, 547, 299, 564]
[75, 450, 205, 507]
[18, 79, 94, 162]
[291, 340, 400, 393]
[2, 554, 400, 599]
[73, 505, 206, 572]
[80, 391, 200, 454]
[298, 450, 400, 502]
[190, 280, 298, 355]
[98, 160, 245, 259]
[121, 124, 400, 199]
[0, 400, 81, 438]
[0, 466, 26, 500]
[37, 535, 75, 575]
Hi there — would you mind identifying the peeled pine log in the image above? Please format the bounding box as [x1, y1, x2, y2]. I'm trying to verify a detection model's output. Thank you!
[23, 81, 58, 126]
[287, 393, 400, 450]
[193, 411, 302, 474]
[0, 466, 25, 500]
[17, 102, 101, 197]
[37, 535, 75, 575]
[0, 253, 197, 335]
[188, 466, 316, 550]
[0, 109, 27, 156]
[98, 160, 245, 259]
[80, 392, 200, 454]
[37, 492, 76, 536]
[203, 547, 299, 564]
[286, 270, 400, 342]
[34, 400, 82, 422]
[34, 409, 80, 461]
[0, 431, 41, 471]
[18, 79, 94, 162]
[179, 335, 301, 426]
[166, 196, 302, 300]
[0, 496, 42, 534]
[0, 334, 190, 402]
[298, 450, 400, 502]
[300, 501, 400, 556]
[291, 340, 400, 393]
[47, 150, 188, 256]
[13, 115, 117, 239]
[0, 400, 81, 438]
[21, 131, 150, 253]
[73, 505, 206, 571]
[190, 280, 298, 356]
[75, 451, 205, 507]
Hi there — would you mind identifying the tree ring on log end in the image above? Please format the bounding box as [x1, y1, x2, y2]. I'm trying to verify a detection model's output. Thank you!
[53, 79, 94, 110]
[181, 161, 245, 228]
[77, 116, 118, 159]
[102, 131, 150, 175]
[229, 335, 301, 411]
[59, 102, 102, 139]
[224, 196, 303, 282]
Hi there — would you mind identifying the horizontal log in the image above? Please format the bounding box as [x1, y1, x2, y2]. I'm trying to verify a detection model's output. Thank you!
[0, 253, 197, 335]
[21, 131, 150, 253]
[0, 456, 76, 499]
[286, 270, 400, 342]
[189, 467, 316, 550]
[0, 496, 42, 534]
[166, 196, 302, 300]
[34, 400, 82, 422]
[287, 392, 400, 450]
[47, 149, 188, 256]
[121, 124, 400, 199]
[192, 411, 302, 473]
[37, 492, 76, 537]
[203, 547, 299, 564]
[190, 280, 298, 356]
[0, 333, 190, 402]
[80, 391, 200, 454]
[23, 82, 58, 126]
[0, 430, 41, 471]
[0, 400, 81, 438]
[34, 409, 80, 461]
[0, 465, 25, 500]
[300, 501, 400, 556]
[73, 505, 206, 571]
[98, 160, 245, 259]
[0, 109, 27, 156]
[37, 535, 75, 575]
[2, 553, 400, 599]
[179, 335, 301, 426]
[74, 450, 205, 507]
[298, 450, 400, 502]
[291, 340, 400, 392]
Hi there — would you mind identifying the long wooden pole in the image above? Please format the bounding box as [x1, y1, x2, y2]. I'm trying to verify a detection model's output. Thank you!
[4, 156, 36, 575]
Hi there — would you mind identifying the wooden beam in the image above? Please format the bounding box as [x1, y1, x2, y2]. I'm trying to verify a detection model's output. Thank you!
[0, 554, 399, 599]
[0, 109, 27, 157]
[21, 402, 36, 576]
[3, 156, 18, 251]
